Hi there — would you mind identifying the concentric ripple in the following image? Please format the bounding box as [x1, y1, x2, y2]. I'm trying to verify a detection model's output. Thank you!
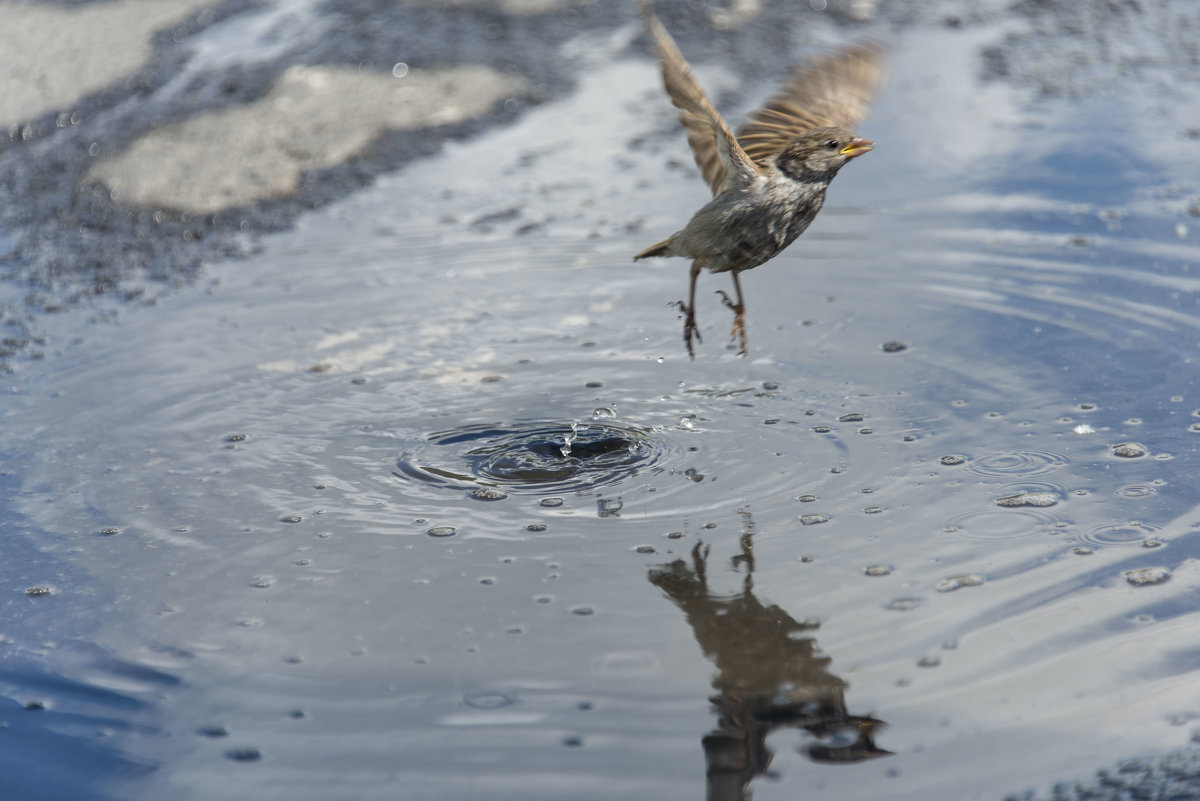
[942, 508, 1059, 542]
[394, 421, 669, 495]
[965, 450, 1068, 478]
[1078, 521, 1164, 548]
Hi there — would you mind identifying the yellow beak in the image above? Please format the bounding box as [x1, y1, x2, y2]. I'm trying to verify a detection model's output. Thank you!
[840, 137, 874, 158]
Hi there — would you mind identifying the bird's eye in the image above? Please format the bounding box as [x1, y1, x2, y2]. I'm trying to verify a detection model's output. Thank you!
[825, 139, 839, 150]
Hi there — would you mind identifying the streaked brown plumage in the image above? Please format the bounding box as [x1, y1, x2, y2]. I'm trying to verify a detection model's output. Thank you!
[635, 4, 883, 357]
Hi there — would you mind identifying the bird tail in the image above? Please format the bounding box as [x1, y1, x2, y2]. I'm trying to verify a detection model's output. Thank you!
[633, 234, 676, 260]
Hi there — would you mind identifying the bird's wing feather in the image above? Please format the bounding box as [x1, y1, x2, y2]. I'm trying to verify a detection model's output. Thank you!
[643, 5, 762, 197]
[736, 42, 884, 168]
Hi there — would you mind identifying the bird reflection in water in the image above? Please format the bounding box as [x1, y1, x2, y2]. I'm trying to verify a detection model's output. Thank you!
[649, 510, 889, 799]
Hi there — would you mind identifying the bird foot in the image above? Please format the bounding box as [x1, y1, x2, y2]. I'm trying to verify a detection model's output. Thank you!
[714, 291, 748, 356]
[674, 300, 701, 359]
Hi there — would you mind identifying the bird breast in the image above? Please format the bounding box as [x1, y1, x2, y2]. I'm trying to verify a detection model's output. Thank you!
[674, 175, 829, 274]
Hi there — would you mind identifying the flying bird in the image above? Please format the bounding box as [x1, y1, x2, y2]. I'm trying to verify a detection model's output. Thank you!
[635, 4, 883, 357]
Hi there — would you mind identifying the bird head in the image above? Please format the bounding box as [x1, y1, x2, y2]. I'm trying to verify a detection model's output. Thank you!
[776, 127, 874, 180]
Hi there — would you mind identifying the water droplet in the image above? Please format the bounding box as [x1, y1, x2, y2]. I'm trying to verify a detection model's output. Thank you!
[995, 492, 1058, 508]
[560, 422, 580, 457]
[426, 526, 457, 538]
[540, 497, 564, 508]
[1074, 424, 1095, 435]
[800, 514, 830, 526]
[469, 487, 508, 501]
[525, 523, 548, 532]
[592, 407, 616, 420]
[25, 586, 52, 597]
[1125, 567, 1171, 586]
[678, 418, 694, 430]
[936, 574, 984, 593]
[1112, 442, 1148, 458]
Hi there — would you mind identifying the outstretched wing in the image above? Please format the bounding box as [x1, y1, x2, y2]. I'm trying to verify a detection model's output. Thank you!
[643, 4, 763, 197]
[736, 42, 884, 168]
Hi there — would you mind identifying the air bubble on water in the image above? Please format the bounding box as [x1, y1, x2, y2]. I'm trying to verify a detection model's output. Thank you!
[427, 526, 457, 538]
[469, 487, 508, 501]
[800, 514, 830, 526]
[1125, 567, 1170, 585]
[886, 597, 922, 611]
[1111, 442, 1147, 458]
[678, 418, 695, 430]
[1074, 424, 1095, 435]
[917, 654, 941, 668]
[540, 497, 564, 508]
[936, 574, 984, 592]
[464, 692, 515, 710]
[864, 565, 892, 576]
[597, 498, 623, 518]
[995, 492, 1058, 508]
[592, 407, 616, 420]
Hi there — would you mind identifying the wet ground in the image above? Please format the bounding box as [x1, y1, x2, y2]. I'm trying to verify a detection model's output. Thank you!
[4, 1, 1200, 799]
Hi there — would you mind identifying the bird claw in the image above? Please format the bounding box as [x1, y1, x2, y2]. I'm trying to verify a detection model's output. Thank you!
[675, 300, 701, 359]
[714, 291, 747, 356]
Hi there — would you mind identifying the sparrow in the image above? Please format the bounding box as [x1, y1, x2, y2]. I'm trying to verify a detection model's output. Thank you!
[634, 4, 883, 357]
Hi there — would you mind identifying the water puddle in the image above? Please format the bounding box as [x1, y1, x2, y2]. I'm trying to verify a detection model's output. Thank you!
[4, 3, 1200, 801]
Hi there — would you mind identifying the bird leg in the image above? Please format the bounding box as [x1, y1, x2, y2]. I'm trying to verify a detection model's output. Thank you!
[675, 261, 703, 359]
[715, 271, 747, 356]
